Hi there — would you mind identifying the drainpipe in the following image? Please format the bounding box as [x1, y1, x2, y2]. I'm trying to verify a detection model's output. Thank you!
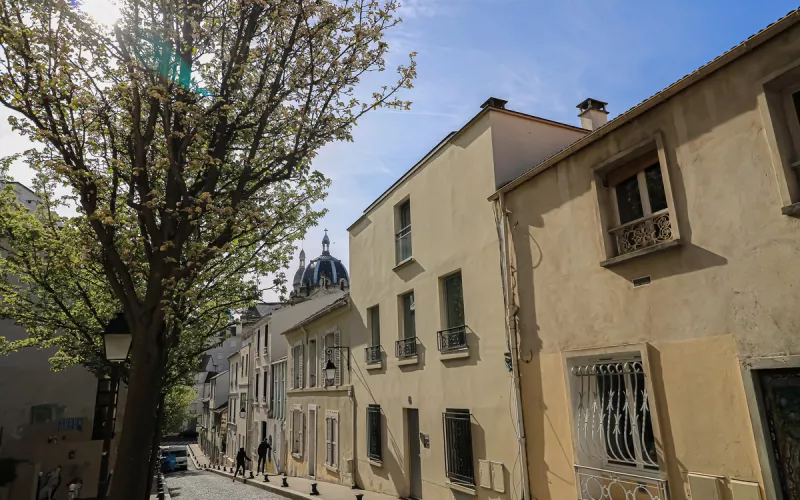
[497, 193, 531, 500]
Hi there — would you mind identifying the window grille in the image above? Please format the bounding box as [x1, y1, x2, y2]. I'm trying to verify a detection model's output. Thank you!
[367, 405, 382, 462]
[442, 409, 474, 486]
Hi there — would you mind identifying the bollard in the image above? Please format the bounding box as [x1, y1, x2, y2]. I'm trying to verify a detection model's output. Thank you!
[249, 471, 254, 479]
[281, 476, 289, 488]
[311, 483, 320, 496]
[263, 474, 270, 482]
[355, 494, 364, 500]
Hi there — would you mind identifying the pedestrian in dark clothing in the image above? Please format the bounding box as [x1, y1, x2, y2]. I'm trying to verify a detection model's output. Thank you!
[257, 439, 268, 474]
[233, 448, 251, 481]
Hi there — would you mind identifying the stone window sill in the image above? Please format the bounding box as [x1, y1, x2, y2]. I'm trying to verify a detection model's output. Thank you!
[325, 464, 339, 473]
[600, 239, 681, 268]
[292, 452, 302, 460]
[782, 202, 800, 217]
[440, 349, 469, 361]
[368, 458, 383, 468]
[446, 481, 477, 496]
[366, 361, 383, 371]
[397, 356, 419, 367]
[393, 257, 415, 271]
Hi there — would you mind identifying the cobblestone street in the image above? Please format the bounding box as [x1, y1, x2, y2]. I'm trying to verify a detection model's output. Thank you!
[166, 462, 288, 500]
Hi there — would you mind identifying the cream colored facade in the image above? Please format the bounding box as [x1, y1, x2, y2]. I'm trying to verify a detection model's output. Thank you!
[492, 11, 800, 500]
[330, 101, 587, 500]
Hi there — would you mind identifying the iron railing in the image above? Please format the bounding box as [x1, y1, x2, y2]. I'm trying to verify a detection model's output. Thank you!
[442, 410, 474, 486]
[609, 209, 672, 256]
[575, 465, 668, 500]
[437, 326, 467, 353]
[365, 345, 382, 365]
[396, 225, 412, 263]
[395, 337, 417, 359]
[367, 405, 382, 462]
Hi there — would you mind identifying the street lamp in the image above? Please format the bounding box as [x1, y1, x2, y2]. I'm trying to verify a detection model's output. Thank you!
[323, 347, 350, 386]
[98, 312, 131, 500]
[102, 312, 132, 362]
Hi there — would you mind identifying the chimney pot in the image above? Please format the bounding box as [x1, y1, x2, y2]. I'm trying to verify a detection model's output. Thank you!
[481, 97, 508, 110]
[577, 98, 609, 131]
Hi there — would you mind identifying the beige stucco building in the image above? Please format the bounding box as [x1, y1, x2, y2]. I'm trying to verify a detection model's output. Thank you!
[490, 10, 800, 500]
[279, 98, 588, 500]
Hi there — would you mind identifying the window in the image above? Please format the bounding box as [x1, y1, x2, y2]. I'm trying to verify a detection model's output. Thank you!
[257, 329, 261, 356]
[438, 272, 467, 352]
[309, 339, 317, 387]
[291, 406, 304, 457]
[598, 147, 674, 259]
[263, 369, 268, 401]
[443, 272, 465, 328]
[261, 421, 268, 442]
[402, 292, 415, 339]
[569, 356, 657, 471]
[325, 410, 339, 469]
[254, 373, 259, 402]
[396, 200, 412, 263]
[442, 409, 474, 486]
[367, 405, 382, 462]
[230, 326, 237, 337]
[292, 344, 304, 389]
[366, 306, 381, 365]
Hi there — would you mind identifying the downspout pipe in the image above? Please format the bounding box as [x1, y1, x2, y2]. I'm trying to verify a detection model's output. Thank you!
[498, 193, 531, 500]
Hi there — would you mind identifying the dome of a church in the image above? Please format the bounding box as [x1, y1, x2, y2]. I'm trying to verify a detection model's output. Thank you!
[291, 230, 349, 297]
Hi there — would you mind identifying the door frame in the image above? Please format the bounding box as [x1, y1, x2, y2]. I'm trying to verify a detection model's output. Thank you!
[742, 355, 800, 500]
[308, 405, 318, 477]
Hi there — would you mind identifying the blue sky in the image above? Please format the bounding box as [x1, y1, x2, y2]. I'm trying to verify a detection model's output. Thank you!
[1, 0, 796, 299]
[301, 0, 798, 291]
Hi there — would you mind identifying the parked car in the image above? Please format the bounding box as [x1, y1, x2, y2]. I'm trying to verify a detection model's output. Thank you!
[159, 445, 189, 472]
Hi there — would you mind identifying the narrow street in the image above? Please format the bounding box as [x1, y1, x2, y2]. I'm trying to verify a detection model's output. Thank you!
[165, 461, 287, 500]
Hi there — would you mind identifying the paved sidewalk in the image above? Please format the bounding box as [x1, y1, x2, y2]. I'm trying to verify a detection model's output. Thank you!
[188, 443, 209, 468]
[193, 446, 396, 500]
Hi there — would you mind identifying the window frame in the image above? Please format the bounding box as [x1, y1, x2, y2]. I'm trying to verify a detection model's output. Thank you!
[325, 410, 340, 470]
[563, 346, 665, 477]
[369, 305, 381, 347]
[308, 337, 317, 388]
[442, 271, 465, 329]
[592, 134, 680, 264]
[400, 291, 416, 340]
[395, 198, 413, 264]
[442, 408, 475, 487]
[290, 405, 304, 458]
[367, 405, 382, 463]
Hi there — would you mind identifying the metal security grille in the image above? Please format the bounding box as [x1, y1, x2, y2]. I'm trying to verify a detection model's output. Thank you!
[437, 326, 467, 352]
[365, 346, 382, 365]
[571, 360, 657, 470]
[367, 405, 382, 462]
[442, 409, 474, 486]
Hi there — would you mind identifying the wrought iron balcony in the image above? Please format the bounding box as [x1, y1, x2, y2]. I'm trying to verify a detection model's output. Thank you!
[365, 346, 382, 365]
[395, 225, 412, 263]
[575, 465, 668, 500]
[609, 209, 672, 256]
[395, 337, 417, 359]
[437, 326, 467, 353]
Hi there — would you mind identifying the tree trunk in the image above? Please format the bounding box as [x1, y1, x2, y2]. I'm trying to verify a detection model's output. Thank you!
[143, 393, 166, 500]
[109, 328, 166, 500]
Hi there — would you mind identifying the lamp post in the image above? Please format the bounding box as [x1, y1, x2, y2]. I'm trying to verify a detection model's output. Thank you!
[323, 347, 350, 386]
[98, 313, 132, 500]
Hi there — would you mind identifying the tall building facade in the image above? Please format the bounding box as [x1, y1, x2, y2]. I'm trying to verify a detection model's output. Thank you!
[492, 11, 800, 500]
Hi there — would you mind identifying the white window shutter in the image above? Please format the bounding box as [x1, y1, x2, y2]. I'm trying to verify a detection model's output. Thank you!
[299, 345, 305, 388]
[333, 414, 339, 468]
[325, 416, 332, 465]
[290, 348, 295, 390]
[334, 330, 341, 386]
[289, 408, 294, 453]
[300, 411, 305, 458]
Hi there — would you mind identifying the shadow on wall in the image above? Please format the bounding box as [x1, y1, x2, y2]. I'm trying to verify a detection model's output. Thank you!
[646, 346, 690, 500]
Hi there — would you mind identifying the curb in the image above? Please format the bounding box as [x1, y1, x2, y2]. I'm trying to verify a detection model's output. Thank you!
[186, 446, 202, 470]
[207, 467, 315, 500]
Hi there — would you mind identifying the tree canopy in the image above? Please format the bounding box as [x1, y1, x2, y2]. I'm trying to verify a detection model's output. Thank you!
[0, 0, 415, 496]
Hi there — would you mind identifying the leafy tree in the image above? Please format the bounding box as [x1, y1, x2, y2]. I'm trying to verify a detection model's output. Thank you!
[161, 385, 197, 434]
[0, 0, 415, 498]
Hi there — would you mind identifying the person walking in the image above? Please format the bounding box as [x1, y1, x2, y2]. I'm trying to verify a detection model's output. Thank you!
[257, 439, 268, 474]
[233, 448, 251, 481]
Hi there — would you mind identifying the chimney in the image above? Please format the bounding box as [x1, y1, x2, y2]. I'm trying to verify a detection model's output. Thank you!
[577, 98, 608, 131]
[481, 97, 508, 110]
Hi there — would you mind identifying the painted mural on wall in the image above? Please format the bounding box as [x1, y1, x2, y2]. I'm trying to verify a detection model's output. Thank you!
[37, 466, 61, 500]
